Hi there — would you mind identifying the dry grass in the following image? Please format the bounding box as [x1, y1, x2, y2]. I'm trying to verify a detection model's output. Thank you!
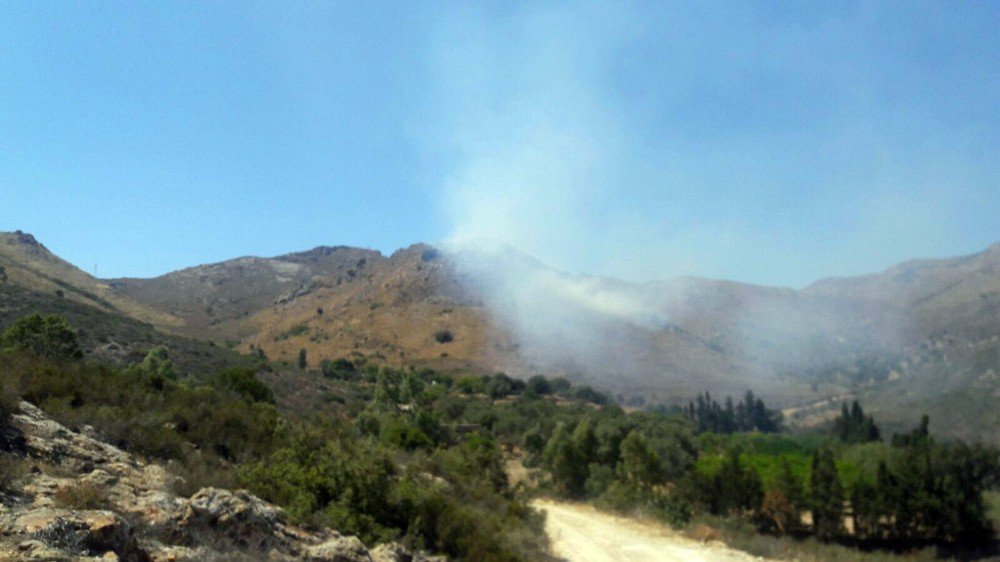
[53, 480, 110, 510]
[687, 515, 944, 562]
[0, 454, 28, 492]
[688, 523, 722, 543]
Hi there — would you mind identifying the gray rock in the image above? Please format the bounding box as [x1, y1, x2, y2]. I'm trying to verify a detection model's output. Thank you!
[306, 535, 373, 562]
[3, 401, 448, 562]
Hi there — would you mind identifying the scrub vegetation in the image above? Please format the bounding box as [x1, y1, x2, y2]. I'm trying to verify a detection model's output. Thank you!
[1, 313, 997, 560]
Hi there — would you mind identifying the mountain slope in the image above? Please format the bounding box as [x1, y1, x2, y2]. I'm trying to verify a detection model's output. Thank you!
[805, 244, 1000, 441]
[0, 231, 181, 329]
[806, 243, 1000, 342]
[0, 400, 441, 561]
[3, 230, 997, 441]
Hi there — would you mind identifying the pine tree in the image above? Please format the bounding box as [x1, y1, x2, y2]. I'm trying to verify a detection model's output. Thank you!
[810, 447, 843, 540]
[775, 458, 804, 523]
[833, 401, 881, 444]
[715, 447, 763, 515]
[851, 480, 882, 540]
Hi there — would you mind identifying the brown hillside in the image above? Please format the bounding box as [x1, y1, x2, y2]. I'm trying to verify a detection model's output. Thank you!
[3, 230, 997, 442]
[0, 231, 181, 328]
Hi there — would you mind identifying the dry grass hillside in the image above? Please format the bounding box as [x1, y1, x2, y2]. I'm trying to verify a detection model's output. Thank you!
[0, 231, 181, 328]
[2, 230, 997, 441]
[95, 243, 520, 375]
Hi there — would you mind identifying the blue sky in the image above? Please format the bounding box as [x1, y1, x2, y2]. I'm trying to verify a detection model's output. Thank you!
[1, 1, 996, 287]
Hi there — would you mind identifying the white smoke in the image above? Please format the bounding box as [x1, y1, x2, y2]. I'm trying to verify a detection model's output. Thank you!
[423, 3, 978, 394]
[428, 3, 670, 361]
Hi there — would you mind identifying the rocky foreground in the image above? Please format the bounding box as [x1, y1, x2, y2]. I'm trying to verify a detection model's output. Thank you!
[0, 402, 443, 561]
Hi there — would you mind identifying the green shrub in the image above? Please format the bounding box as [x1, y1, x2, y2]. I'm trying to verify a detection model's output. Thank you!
[0, 314, 81, 359]
[215, 367, 275, 403]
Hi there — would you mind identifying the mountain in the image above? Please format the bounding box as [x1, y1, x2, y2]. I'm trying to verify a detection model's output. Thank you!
[106, 244, 517, 375]
[806, 243, 1000, 343]
[0, 231, 181, 328]
[2, 230, 997, 442]
[802, 244, 1000, 441]
[0, 232, 249, 375]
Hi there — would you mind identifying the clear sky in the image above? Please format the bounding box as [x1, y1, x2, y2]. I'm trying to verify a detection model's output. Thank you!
[1, 1, 997, 287]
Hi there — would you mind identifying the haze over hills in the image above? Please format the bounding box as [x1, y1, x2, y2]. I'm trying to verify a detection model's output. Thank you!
[1, 230, 998, 442]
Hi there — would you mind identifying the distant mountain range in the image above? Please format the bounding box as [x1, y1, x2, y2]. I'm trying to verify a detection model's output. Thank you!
[1, 230, 997, 443]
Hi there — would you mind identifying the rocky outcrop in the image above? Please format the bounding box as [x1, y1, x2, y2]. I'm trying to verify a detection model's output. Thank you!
[0, 402, 443, 561]
[8, 508, 147, 561]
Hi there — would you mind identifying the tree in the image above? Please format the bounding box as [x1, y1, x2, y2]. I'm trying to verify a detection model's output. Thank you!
[891, 414, 931, 448]
[851, 480, 882, 540]
[485, 373, 517, 399]
[758, 459, 805, 535]
[140, 346, 176, 379]
[686, 390, 781, 433]
[832, 401, 880, 444]
[757, 490, 796, 535]
[372, 372, 399, 411]
[526, 375, 552, 396]
[323, 358, 357, 379]
[810, 447, 843, 540]
[298, 348, 308, 370]
[455, 375, 484, 395]
[617, 430, 663, 489]
[0, 314, 81, 359]
[775, 459, 805, 523]
[715, 447, 763, 515]
[400, 371, 425, 403]
[128, 346, 177, 390]
[594, 419, 625, 466]
[543, 423, 587, 498]
[571, 419, 598, 465]
[216, 367, 275, 404]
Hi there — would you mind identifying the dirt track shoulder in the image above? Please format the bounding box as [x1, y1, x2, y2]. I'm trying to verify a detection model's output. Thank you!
[532, 499, 772, 562]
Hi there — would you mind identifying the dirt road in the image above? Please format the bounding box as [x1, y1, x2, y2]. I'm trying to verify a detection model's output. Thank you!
[533, 500, 768, 562]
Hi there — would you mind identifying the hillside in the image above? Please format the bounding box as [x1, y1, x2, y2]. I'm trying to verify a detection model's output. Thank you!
[806, 243, 1000, 343]
[106, 244, 520, 376]
[803, 244, 1000, 441]
[0, 232, 182, 329]
[0, 401, 439, 562]
[2, 230, 997, 442]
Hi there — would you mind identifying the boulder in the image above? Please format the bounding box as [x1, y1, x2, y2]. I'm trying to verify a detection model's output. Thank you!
[9, 509, 147, 562]
[176, 487, 284, 550]
[306, 535, 373, 562]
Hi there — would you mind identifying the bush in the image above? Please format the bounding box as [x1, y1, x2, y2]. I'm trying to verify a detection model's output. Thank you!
[215, 367, 275, 404]
[54, 481, 110, 509]
[321, 358, 356, 380]
[0, 454, 27, 492]
[0, 314, 81, 359]
[455, 375, 484, 395]
[433, 330, 454, 344]
[0, 378, 17, 431]
[526, 376, 552, 396]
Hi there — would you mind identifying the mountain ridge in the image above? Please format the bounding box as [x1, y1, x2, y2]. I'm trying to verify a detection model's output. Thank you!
[2, 230, 997, 442]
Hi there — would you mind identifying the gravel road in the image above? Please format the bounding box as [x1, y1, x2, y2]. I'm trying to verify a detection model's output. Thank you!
[533, 500, 770, 562]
